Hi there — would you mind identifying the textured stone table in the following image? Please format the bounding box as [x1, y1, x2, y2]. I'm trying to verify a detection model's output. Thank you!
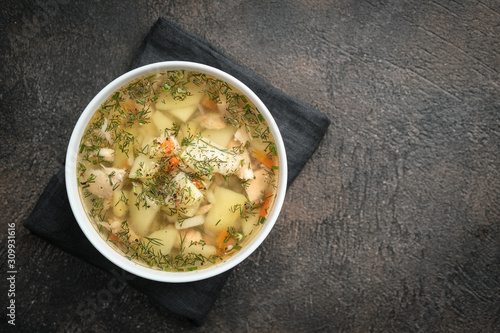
[2, 1, 499, 332]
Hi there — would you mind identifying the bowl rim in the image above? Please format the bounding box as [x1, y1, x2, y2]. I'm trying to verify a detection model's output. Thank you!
[65, 61, 287, 283]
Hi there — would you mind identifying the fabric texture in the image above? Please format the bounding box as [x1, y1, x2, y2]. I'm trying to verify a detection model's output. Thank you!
[23, 18, 330, 326]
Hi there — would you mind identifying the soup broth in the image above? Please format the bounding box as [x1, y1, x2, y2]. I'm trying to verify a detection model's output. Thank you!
[77, 70, 279, 272]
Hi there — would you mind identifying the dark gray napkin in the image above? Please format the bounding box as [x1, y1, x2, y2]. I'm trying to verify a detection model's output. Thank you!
[24, 18, 330, 326]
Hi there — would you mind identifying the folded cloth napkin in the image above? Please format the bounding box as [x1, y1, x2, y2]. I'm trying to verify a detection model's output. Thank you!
[24, 18, 330, 326]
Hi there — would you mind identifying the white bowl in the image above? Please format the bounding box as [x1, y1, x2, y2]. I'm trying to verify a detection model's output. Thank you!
[65, 61, 287, 283]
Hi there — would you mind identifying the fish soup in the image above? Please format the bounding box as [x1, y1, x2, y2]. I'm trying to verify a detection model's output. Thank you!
[76, 70, 280, 272]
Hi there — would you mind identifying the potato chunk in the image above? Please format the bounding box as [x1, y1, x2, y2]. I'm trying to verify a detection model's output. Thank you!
[156, 82, 204, 122]
[129, 186, 160, 236]
[167, 105, 199, 123]
[201, 125, 236, 147]
[205, 186, 247, 234]
[148, 225, 179, 255]
[129, 154, 159, 179]
[112, 189, 129, 218]
[152, 110, 175, 132]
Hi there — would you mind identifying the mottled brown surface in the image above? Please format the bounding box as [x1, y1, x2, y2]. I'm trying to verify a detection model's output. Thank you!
[2, 1, 500, 332]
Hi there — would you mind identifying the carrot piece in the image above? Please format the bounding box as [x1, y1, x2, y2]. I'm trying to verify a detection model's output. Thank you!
[216, 231, 228, 247]
[202, 97, 218, 110]
[160, 137, 176, 156]
[259, 193, 273, 219]
[166, 156, 179, 171]
[121, 99, 138, 114]
[160, 156, 179, 174]
[252, 149, 274, 168]
[108, 233, 121, 244]
[191, 178, 206, 190]
[216, 230, 236, 255]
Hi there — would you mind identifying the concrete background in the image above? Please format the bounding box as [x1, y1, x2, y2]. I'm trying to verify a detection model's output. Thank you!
[2, 0, 499, 332]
